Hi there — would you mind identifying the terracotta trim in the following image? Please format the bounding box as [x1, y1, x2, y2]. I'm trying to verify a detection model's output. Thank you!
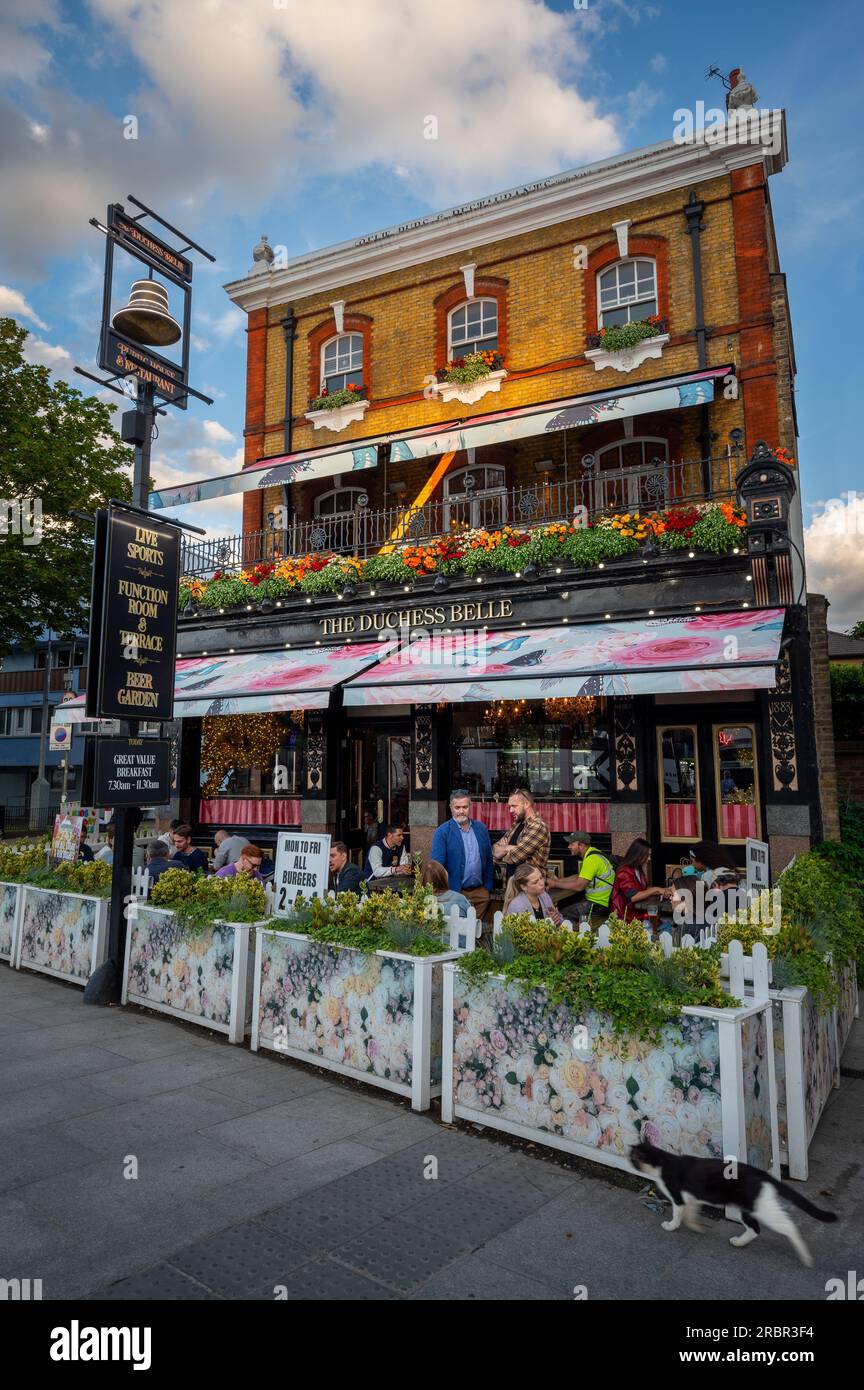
[433, 277, 509, 370]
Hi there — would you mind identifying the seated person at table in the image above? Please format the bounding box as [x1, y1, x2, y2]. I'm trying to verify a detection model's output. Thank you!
[421, 860, 471, 918]
[329, 841, 364, 895]
[144, 838, 175, 883]
[212, 828, 250, 870]
[503, 863, 564, 927]
[548, 831, 614, 927]
[689, 840, 741, 889]
[364, 824, 412, 881]
[610, 838, 669, 924]
[94, 824, 115, 866]
[215, 844, 264, 881]
[171, 824, 208, 873]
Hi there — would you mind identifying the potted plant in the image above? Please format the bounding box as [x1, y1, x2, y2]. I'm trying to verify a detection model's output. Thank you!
[304, 382, 370, 432]
[252, 878, 463, 1111]
[7, 857, 111, 986]
[585, 315, 669, 373]
[434, 350, 507, 405]
[122, 869, 269, 1043]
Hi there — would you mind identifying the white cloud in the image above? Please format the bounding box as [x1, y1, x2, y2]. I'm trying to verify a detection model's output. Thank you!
[0, 284, 48, 328]
[1, 0, 621, 275]
[22, 335, 72, 370]
[28, 121, 50, 143]
[650, 53, 667, 74]
[805, 495, 864, 630]
[202, 419, 235, 443]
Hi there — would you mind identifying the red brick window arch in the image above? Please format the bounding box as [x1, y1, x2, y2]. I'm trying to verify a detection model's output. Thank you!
[584, 236, 669, 338]
[307, 313, 373, 404]
[433, 277, 508, 370]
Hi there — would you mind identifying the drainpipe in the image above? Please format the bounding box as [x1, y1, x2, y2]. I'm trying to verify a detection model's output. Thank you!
[280, 307, 297, 542]
[684, 190, 712, 493]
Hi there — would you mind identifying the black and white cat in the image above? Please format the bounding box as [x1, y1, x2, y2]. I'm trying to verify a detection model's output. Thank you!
[629, 1140, 837, 1266]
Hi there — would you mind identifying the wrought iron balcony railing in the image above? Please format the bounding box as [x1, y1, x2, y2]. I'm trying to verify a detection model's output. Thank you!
[180, 448, 744, 579]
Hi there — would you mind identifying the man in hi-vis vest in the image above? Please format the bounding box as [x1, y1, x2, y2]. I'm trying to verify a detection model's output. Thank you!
[549, 831, 615, 927]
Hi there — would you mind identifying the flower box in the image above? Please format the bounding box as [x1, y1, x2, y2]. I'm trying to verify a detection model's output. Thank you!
[836, 959, 859, 1056]
[14, 885, 108, 987]
[304, 398, 369, 432]
[434, 369, 507, 406]
[121, 905, 261, 1044]
[251, 928, 462, 1111]
[0, 881, 23, 965]
[585, 333, 669, 374]
[442, 963, 779, 1177]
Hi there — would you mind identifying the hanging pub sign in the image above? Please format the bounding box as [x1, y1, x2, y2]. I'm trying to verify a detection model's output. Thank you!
[107, 205, 193, 283]
[91, 737, 172, 806]
[273, 831, 332, 913]
[101, 331, 188, 407]
[86, 506, 181, 721]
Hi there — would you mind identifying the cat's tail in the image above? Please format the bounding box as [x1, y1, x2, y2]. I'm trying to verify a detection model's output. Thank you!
[769, 1176, 837, 1222]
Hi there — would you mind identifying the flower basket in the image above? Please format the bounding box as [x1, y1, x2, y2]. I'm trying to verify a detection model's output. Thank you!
[305, 384, 369, 432]
[14, 885, 108, 987]
[434, 351, 506, 405]
[252, 927, 461, 1111]
[585, 317, 669, 374]
[121, 905, 262, 1043]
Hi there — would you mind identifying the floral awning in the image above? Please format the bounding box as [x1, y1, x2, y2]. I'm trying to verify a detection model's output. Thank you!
[341, 609, 785, 706]
[149, 364, 731, 509]
[52, 642, 394, 724]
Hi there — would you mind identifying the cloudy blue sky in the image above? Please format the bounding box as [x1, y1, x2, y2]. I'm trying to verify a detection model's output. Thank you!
[2, 0, 862, 622]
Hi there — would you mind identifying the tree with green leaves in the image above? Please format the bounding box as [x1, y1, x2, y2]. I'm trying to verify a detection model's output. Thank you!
[848, 621, 864, 641]
[0, 317, 132, 654]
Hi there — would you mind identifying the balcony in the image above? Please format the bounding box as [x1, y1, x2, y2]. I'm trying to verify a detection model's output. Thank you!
[180, 448, 742, 579]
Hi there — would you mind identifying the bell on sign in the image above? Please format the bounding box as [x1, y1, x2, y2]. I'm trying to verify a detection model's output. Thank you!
[111, 278, 181, 347]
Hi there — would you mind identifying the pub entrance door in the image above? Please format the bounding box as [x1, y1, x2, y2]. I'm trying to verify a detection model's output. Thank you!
[340, 721, 412, 865]
[651, 706, 764, 884]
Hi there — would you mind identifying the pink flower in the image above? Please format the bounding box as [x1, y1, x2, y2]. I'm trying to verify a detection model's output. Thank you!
[616, 636, 722, 666]
[490, 1029, 507, 1051]
[641, 1121, 662, 1146]
[685, 611, 777, 631]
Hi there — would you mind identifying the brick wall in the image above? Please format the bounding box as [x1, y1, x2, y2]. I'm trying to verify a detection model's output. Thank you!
[835, 742, 864, 804]
[808, 592, 841, 840]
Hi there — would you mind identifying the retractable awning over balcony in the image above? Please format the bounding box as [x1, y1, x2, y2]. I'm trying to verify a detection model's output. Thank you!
[341, 609, 785, 706]
[148, 364, 731, 510]
[52, 641, 394, 724]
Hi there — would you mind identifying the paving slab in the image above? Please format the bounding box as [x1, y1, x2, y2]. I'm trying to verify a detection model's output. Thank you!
[332, 1217, 471, 1294]
[198, 1088, 399, 1165]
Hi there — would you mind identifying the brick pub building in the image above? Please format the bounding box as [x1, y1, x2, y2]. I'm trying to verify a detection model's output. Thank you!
[149, 108, 837, 882]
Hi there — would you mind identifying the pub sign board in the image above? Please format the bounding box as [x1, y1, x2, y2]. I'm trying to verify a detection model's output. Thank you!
[87, 507, 181, 721]
[93, 737, 172, 806]
[273, 832, 332, 914]
[107, 204, 194, 283]
[101, 329, 188, 407]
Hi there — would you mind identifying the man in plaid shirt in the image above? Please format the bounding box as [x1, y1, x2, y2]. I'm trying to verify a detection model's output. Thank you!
[492, 788, 550, 880]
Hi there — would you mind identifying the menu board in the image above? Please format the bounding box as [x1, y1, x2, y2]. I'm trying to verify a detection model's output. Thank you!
[88, 508, 181, 721]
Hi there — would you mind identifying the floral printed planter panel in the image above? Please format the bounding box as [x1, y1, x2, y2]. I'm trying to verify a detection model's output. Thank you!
[125, 908, 236, 1032]
[256, 933, 417, 1093]
[450, 974, 723, 1162]
[0, 882, 21, 962]
[836, 963, 859, 1055]
[430, 963, 444, 1088]
[803, 994, 837, 1143]
[18, 887, 105, 984]
[741, 1010, 773, 1171]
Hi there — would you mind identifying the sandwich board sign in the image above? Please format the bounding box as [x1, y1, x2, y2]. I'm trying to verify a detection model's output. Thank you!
[273, 832, 331, 914]
[745, 837, 770, 894]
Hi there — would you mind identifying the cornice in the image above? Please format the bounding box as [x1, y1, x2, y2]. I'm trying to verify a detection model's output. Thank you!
[225, 114, 787, 312]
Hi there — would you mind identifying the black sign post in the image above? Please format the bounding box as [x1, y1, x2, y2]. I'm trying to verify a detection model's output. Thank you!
[84, 502, 181, 1006]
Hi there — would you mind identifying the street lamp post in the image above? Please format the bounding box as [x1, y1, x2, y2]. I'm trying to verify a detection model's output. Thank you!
[30, 630, 54, 832]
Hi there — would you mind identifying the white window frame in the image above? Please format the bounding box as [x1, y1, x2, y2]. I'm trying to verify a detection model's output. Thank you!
[597, 258, 658, 328]
[447, 298, 499, 358]
[320, 333, 364, 393]
[593, 437, 669, 511]
[443, 464, 508, 530]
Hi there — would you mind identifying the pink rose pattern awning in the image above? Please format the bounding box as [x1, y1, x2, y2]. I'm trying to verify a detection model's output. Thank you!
[341, 609, 785, 706]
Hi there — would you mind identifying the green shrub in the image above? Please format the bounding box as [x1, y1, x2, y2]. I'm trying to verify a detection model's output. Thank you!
[830, 664, 864, 740]
[198, 576, 250, 609]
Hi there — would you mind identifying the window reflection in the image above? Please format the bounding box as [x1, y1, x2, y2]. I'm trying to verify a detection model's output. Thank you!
[453, 698, 610, 798]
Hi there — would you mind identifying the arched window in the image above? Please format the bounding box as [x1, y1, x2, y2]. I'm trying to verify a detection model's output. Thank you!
[597, 259, 657, 328]
[311, 486, 367, 553]
[444, 463, 507, 530]
[592, 437, 669, 512]
[321, 333, 364, 392]
[448, 298, 499, 358]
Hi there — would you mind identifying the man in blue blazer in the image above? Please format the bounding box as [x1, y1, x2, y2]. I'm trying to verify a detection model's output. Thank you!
[431, 790, 494, 921]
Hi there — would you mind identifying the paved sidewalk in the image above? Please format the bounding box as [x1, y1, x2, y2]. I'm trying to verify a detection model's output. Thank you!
[2, 966, 862, 1300]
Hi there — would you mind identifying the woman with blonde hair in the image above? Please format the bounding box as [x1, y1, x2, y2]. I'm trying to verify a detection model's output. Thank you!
[502, 862, 564, 926]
